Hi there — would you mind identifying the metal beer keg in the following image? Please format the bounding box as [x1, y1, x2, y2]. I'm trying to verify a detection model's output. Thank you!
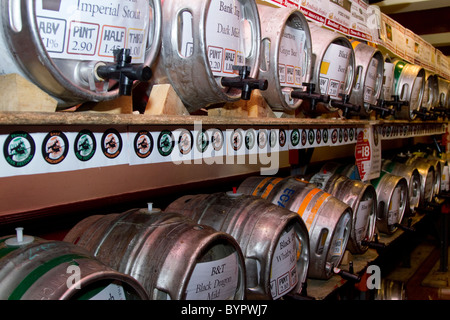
[371, 172, 408, 234]
[348, 41, 384, 118]
[0, 228, 148, 300]
[436, 77, 450, 115]
[421, 72, 439, 115]
[64, 204, 246, 300]
[238, 176, 353, 280]
[392, 60, 425, 120]
[405, 155, 436, 203]
[150, 0, 266, 113]
[166, 192, 310, 300]
[297, 23, 356, 117]
[382, 159, 421, 213]
[256, 5, 312, 112]
[0, 0, 162, 108]
[308, 169, 377, 255]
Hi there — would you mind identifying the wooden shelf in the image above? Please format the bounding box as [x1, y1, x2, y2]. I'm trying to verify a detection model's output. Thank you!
[0, 111, 367, 127]
[0, 112, 445, 138]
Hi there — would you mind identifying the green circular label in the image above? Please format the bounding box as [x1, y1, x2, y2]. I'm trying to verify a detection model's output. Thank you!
[291, 129, 300, 146]
[231, 129, 243, 151]
[196, 130, 209, 153]
[323, 129, 329, 144]
[269, 130, 277, 148]
[3, 131, 35, 167]
[74, 130, 96, 162]
[245, 129, 255, 150]
[308, 129, 315, 145]
[157, 130, 174, 156]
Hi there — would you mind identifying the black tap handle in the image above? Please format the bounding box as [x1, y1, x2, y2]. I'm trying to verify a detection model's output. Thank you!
[96, 48, 152, 96]
[290, 82, 330, 112]
[394, 218, 415, 232]
[330, 94, 360, 117]
[361, 233, 387, 250]
[361, 239, 387, 250]
[333, 266, 361, 282]
[372, 99, 395, 118]
[220, 65, 268, 100]
[431, 106, 449, 118]
[412, 108, 435, 121]
[389, 95, 409, 111]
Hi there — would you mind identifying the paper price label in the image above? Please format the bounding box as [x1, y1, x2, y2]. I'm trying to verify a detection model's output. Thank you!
[383, 62, 395, 99]
[424, 170, 434, 201]
[270, 228, 298, 300]
[355, 199, 373, 243]
[279, 25, 306, 88]
[319, 44, 351, 99]
[89, 283, 126, 300]
[205, 0, 246, 77]
[364, 57, 379, 105]
[331, 214, 351, 257]
[185, 252, 240, 300]
[36, 0, 151, 63]
[309, 171, 334, 189]
[388, 187, 401, 225]
[410, 77, 423, 109]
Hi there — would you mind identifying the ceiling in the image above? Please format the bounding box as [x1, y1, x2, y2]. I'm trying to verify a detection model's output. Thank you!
[371, 0, 450, 57]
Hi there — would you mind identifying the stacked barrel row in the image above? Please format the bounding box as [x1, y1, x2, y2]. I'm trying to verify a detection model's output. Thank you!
[1, 188, 350, 300]
[1, 206, 250, 300]
[1, 0, 448, 119]
[1, 199, 309, 300]
[1, 153, 446, 300]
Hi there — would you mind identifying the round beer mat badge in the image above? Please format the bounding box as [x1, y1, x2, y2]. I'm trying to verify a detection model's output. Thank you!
[349, 128, 354, 142]
[3, 131, 35, 168]
[157, 130, 175, 156]
[134, 130, 153, 159]
[331, 129, 338, 144]
[291, 129, 300, 147]
[322, 129, 329, 144]
[74, 130, 96, 162]
[210, 128, 224, 151]
[279, 129, 286, 148]
[101, 129, 122, 159]
[178, 129, 193, 155]
[269, 129, 277, 148]
[257, 130, 268, 149]
[245, 129, 256, 150]
[196, 130, 209, 153]
[301, 130, 307, 146]
[42, 130, 69, 165]
[231, 129, 243, 151]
